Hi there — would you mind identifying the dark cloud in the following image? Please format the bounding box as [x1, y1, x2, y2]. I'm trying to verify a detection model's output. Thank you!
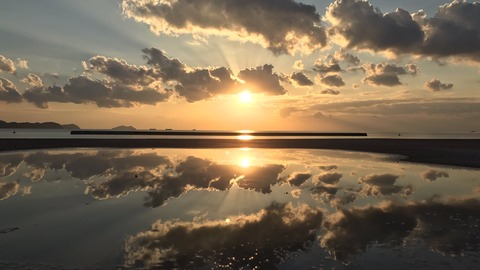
[321, 197, 480, 262]
[359, 173, 411, 196]
[122, 0, 327, 55]
[421, 169, 449, 182]
[320, 89, 340, 95]
[0, 78, 22, 103]
[334, 50, 361, 66]
[286, 172, 312, 187]
[228, 164, 286, 194]
[319, 165, 338, 171]
[0, 55, 16, 73]
[362, 63, 418, 86]
[145, 157, 285, 207]
[23, 150, 171, 182]
[314, 62, 342, 74]
[124, 202, 324, 269]
[146, 48, 245, 101]
[290, 72, 313, 87]
[3, 48, 289, 107]
[23, 75, 170, 108]
[0, 182, 19, 201]
[88, 55, 157, 86]
[330, 193, 356, 208]
[310, 185, 338, 199]
[144, 156, 238, 207]
[420, 1, 480, 60]
[425, 78, 453, 92]
[326, 0, 423, 53]
[90, 171, 158, 200]
[238, 64, 288, 95]
[326, 0, 480, 61]
[316, 172, 343, 186]
[319, 74, 345, 87]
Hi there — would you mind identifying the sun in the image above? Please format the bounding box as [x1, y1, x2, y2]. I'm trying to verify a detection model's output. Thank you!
[239, 90, 252, 103]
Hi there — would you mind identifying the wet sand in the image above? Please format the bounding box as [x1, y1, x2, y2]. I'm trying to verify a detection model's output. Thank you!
[0, 138, 480, 168]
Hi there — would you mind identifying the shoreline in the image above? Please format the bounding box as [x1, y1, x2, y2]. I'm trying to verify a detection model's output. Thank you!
[0, 138, 479, 168]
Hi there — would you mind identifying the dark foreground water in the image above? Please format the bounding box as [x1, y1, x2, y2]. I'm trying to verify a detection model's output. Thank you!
[0, 148, 479, 269]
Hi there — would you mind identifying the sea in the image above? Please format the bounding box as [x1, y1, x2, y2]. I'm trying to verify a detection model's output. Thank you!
[0, 129, 479, 269]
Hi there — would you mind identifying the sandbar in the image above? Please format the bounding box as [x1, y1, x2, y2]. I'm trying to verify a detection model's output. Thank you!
[0, 138, 479, 168]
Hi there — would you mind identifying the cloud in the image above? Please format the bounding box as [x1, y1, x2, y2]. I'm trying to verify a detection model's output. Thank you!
[318, 74, 345, 87]
[293, 60, 304, 70]
[90, 171, 159, 199]
[124, 202, 324, 269]
[321, 197, 480, 262]
[286, 172, 312, 187]
[24, 150, 171, 182]
[0, 182, 19, 201]
[326, 0, 423, 53]
[122, 0, 327, 55]
[421, 169, 449, 182]
[145, 157, 286, 207]
[2, 48, 290, 107]
[16, 59, 28, 69]
[330, 193, 356, 209]
[88, 55, 157, 86]
[425, 78, 453, 92]
[320, 89, 340, 95]
[362, 63, 418, 86]
[319, 165, 338, 171]
[0, 78, 23, 103]
[314, 62, 342, 74]
[23, 74, 170, 108]
[326, 0, 480, 61]
[0, 154, 23, 178]
[229, 164, 286, 194]
[291, 188, 302, 198]
[310, 185, 338, 199]
[238, 64, 288, 95]
[316, 172, 343, 186]
[0, 55, 16, 73]
[20, 73, 43, 88]
[359, 173, 411, 196]
[334, 50, 361, 66]
[290, 72, 313, 87]
[144, 48, 287, 101]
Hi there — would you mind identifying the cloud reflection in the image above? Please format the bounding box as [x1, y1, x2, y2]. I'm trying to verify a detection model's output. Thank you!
[321, 197, 480, 262]
[124, 202, 324, 269]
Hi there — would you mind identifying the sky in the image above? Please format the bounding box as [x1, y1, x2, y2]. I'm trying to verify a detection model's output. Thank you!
[0, 0, 479, 131]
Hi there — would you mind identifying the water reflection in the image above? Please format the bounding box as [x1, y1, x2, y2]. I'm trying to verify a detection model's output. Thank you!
[0, 148, 479, 269]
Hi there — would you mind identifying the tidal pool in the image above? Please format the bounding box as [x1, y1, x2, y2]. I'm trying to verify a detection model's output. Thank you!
[0, 148, 479, 269]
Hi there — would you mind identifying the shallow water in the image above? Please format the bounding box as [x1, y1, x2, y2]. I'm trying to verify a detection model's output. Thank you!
[0, 148, 479, 269]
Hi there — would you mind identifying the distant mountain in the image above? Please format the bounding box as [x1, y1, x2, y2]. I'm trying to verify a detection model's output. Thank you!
[0, 120, 80, 129]
[112, 125, 136, 131]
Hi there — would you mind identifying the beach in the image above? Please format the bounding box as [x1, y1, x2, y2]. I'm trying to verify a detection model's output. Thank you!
[1, 138, 479, 168]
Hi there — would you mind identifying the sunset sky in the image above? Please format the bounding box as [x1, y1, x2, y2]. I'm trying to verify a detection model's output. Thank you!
[1, 0, 479, 131]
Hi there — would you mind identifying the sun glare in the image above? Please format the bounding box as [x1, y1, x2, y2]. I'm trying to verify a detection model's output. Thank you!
[237, 135, 253, 141]
[239, 90, 252, 103]
[240, 158, 250, 168]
